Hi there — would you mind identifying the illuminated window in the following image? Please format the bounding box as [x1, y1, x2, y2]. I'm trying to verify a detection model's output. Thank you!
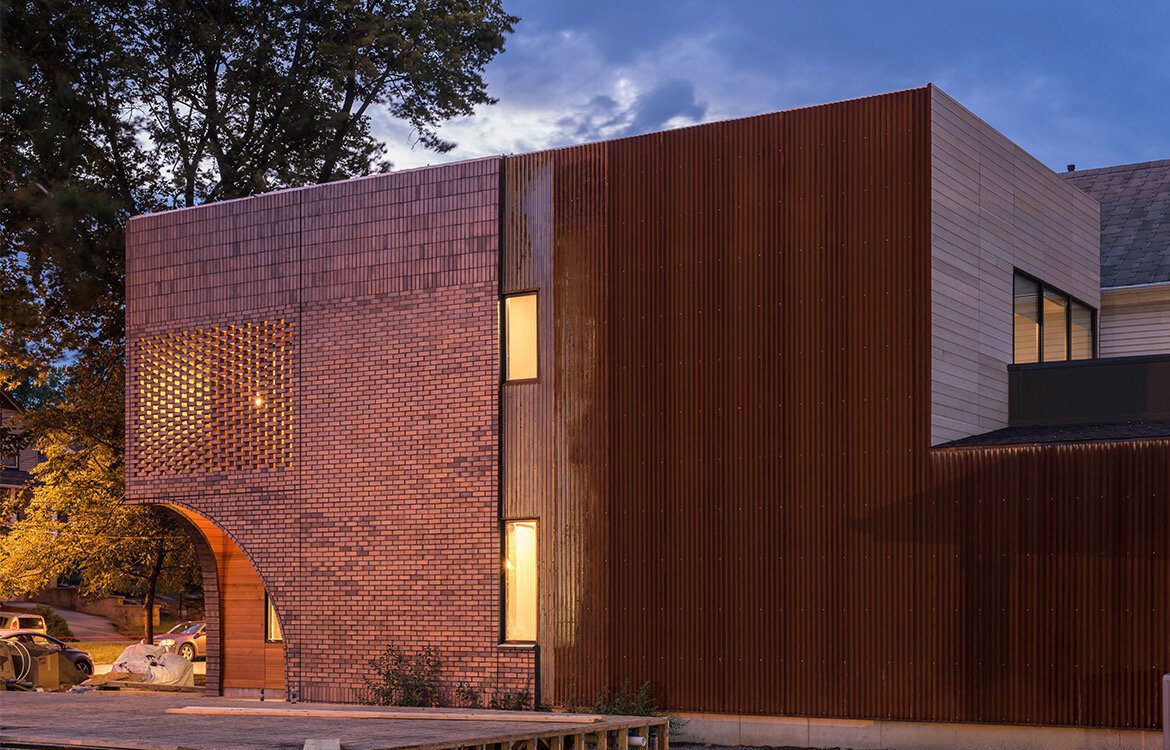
[1013, 274, 1040, 363]
[504, 293, 538, 381]
[1012, 271, 1095, 363]
[265, 593, 283, 643]
[503, 520, 538, 642]
[1042, 288, 1068, 362]
[1070, 301, 1095, 360]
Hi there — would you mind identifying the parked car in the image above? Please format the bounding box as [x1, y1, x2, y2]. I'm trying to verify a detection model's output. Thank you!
[0, 611, 47, 635]
[153, 621, 206, 661]
[0, 631, 93, 675]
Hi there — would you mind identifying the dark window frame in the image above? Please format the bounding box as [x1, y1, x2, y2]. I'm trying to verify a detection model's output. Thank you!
[501, 290, 540, 385]
[1013, 269, 1097, 363]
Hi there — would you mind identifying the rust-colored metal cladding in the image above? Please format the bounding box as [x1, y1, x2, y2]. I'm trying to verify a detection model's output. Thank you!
[503, 88, 933, 711]
[924, 442, 1170, 729]
[600, 89, 932, 718]
[502, 152, 557, 691]
[503, 85, 1170, 730]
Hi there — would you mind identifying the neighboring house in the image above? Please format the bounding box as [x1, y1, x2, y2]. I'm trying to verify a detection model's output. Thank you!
[123, 85, 1170, 748]
[1062, 159, 1170, 357]
[0, 391, 38, 501]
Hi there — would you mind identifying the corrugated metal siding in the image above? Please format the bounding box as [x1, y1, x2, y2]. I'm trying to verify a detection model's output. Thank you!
[502, 153, 556, 690]
[503, 88, 934, 711]
[928, 443, 1170, 729]
[551, 143, 611, 704]
[504, 87, 1169, 729]
[599, 89, 932, 717]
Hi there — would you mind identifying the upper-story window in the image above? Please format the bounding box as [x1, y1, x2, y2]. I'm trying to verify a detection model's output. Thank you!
[2, 453, 17, 470]
[1013, 271, 1095, 363]
[503, 292, 538, 382]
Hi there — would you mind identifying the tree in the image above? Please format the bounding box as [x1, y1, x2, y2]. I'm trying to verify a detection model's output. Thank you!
[0, 0, 516, 636]
[0, 358, 201, 641]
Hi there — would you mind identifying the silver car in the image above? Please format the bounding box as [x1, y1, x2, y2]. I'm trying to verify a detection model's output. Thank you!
[0, 611, 47, 635]
[153, 621, 206, 661]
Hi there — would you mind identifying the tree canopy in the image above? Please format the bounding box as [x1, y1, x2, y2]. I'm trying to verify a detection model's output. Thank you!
[0, 0, 516, 633]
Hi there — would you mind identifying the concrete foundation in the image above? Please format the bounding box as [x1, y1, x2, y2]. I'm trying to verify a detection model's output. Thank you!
[675, 712, 1163, 750]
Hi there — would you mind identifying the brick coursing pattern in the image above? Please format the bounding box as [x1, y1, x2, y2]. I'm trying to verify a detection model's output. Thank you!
[125, 158, 536, 705]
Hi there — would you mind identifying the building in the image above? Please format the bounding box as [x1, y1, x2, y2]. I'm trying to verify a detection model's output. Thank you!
[124, 85, 1170, 748]
[1, 391, 39, 501]
[1062, 159, 1170, 357]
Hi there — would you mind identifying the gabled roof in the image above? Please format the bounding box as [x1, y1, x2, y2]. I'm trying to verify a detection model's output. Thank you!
[0, 391, 22, 411]
[1061, 159, 1170, 288]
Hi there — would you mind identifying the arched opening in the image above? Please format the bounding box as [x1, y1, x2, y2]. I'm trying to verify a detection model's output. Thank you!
[156, 503, 287, 698]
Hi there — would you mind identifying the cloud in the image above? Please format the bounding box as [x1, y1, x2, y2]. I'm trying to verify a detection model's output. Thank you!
[368, 2, 1168, 173]
[372, 29, 751, 169]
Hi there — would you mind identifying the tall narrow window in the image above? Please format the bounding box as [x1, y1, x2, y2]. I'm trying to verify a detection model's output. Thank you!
[504, 293, 538, 381]
[265, 592, 283, 643]
[1013, 274, 1040, 364]
[503, 520, 538, 642]
[1041, 288, 1068, 362]
[1070, 301, 1095, 360]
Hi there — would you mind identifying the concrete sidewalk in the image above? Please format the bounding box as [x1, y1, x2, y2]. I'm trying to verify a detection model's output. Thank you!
[50, 605, 129, 641]
[2, 601, 129, 642]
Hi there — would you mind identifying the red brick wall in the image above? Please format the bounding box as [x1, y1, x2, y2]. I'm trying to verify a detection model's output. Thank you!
[125, 159, 536, 704]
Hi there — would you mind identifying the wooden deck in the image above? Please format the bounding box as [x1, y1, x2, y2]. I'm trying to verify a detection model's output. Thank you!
[0, 692, 668, 750]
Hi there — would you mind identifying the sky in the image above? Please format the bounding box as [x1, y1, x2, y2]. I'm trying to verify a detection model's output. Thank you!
[374, 1, 1169, 173]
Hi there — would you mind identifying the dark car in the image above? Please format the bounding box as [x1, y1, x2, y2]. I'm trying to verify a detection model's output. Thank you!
[153, 621, 206, 661]
[1, 631, 94, 676]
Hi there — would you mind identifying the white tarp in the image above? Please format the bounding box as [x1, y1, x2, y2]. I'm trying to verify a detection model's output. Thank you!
[111, 643, 194, 686]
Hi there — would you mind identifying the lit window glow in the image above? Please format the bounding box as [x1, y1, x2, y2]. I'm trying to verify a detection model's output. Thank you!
[265, 593, 283, 643]
[504, 294, 538, 381]
[504, 520, 538, 642]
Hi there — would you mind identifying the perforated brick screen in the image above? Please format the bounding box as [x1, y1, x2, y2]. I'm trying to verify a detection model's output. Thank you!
[132, 320, 295, 476]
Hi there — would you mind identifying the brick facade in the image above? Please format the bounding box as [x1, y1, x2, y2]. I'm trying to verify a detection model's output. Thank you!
[125, 158, 536, 704]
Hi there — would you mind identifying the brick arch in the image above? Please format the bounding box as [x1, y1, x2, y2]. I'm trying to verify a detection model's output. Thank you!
[156, 503, 287, 698]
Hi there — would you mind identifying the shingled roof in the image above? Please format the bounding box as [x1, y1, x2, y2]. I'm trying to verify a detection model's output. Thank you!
[1061, 159, 1170, 288]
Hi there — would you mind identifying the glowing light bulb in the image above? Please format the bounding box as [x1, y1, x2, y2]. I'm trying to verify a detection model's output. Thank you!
[253, 395, 265, 407]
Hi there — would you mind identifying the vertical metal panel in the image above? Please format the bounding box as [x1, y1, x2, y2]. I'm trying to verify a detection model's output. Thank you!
[502, 153, 556, 690]
[504, 88, 933, 711]
[552, 143, 611, 704]
[926, 442, 1170, 729]
[598, 88, 933, 717]
[504, 87, 1170, 729]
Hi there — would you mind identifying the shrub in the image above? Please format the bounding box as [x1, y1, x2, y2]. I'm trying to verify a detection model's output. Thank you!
[35, 605, 74, 640]
[453, 682, 483, 708]
[488, 690, 531, 711]
[591, 679, 658, 716]
[364, 645, 444, 707]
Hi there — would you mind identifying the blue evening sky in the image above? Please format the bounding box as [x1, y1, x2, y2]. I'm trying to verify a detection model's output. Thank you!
[376, 1, 1169, 172]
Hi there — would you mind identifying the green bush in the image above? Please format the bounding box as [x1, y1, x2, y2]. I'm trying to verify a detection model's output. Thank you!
[364, 645, 444, 707]
[35, 605, 74, 639]
[591, 679, 658, 716]
[453, 682, 483, 708]
[488, 690, 531, 711]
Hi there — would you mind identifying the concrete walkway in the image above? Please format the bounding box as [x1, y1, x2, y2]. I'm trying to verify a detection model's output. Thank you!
[2, 601, 128, 641]
[50, 605, 129, 641]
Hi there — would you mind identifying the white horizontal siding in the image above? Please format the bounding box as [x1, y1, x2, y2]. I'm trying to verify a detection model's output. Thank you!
[1100, 286, 1170, 357]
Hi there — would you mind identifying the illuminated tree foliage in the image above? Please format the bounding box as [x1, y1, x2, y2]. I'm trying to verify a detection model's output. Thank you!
[0, 0, 515, 638]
